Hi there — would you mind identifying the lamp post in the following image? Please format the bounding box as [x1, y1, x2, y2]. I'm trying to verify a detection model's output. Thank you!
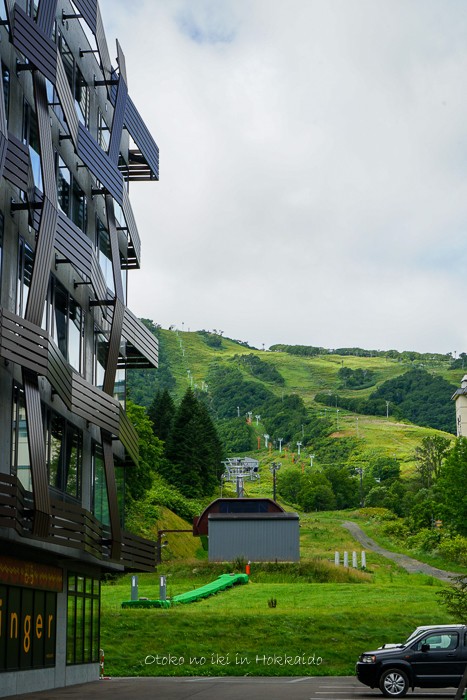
[278, 437, 284, 452]
[310, 453, 315, 468]
[264, 434, 270, 448]
[296, 441, 302, 456]
[270, 462, 281, 501]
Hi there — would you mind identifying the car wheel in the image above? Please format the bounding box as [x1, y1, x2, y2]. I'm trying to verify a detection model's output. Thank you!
[379, 668, 409, 697]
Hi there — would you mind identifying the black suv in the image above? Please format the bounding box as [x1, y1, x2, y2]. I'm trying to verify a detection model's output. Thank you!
[356, 624, 467, 697]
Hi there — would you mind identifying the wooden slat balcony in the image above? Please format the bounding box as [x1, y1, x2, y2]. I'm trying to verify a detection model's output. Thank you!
[12, 5, 57, 84]
[0, 475, 156, 571]
[4, 133, 30, 192]
[120, 308, 159, 370]
[77, 123, 124, 205]
[118, 405, 139, 466]
[121, 530, 157, 572]
[124, 96, 159, 181]
[0, 310, 128, 436]
[71, 373, 120, 435]
[120, 186, 141, 269]
[0, 309, 73, 409]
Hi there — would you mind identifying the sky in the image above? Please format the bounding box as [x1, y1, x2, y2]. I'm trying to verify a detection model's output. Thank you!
[98, 0, 467, 354]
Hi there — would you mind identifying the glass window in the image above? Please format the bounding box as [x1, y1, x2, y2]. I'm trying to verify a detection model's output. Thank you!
[47, 277, 84, 374]
[60, 35, 89, 128]
[98, 110, 109, 151]
[11, 385, 32, 492]
[96, 219, 114, 293]
[46, 410, 82, 499]
[66, 574, 100, 666]
[23, 102, 42, 191]
[52, 280, 68, 358]
[16, 238, 34, 318]
[2, 64, 9, 127]
[75, 66, 89, 126]
[92, 444, 110, 526]
[72, 179, 86, 232]
[68, 299, 83, 373]
[57, 157, 71, 216]
[94, 331, 108, 389]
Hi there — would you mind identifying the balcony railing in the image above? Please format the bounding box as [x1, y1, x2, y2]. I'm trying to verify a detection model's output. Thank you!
[0, 473, 156, 572]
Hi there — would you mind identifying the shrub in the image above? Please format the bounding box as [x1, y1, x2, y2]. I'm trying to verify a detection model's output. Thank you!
[358, 507, 397, 522]
[381, 520, 410, 542]
[405, 528, 442, 552]
[438, 535, 467, 565]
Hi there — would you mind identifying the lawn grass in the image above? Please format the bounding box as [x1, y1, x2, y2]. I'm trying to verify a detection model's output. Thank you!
[101, 574, 446, 677]
[101, 510, 457, 677]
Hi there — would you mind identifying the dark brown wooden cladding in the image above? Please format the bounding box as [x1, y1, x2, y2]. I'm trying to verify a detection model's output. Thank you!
[4, 133, 30, 191]
[118, 405, 139, 467]
[0, 474, 156, 570]
[77, 122, 124, 205]
[0, 71, 8, 180]
[23, 369, 51, 538]
[0, 309, 73, 406]
[72, 0, 98, 35]
[125, 96, 160, 180]
[34, 73, 57, 201]
[121, 307, 159, 369]
[121, 185, 141, 268]
[103, 298, 124, 396]
[108, 78, 128, 165]
[55, 52, 79, 147]
[0, 309, 140, 438]
[12, 5, 57, 84]
[121, 530, 156, 572]
[71, 373, 120, 434]
[55, 211, 94, 280]
[94, 3, 112, 85]
[25, 197, 57, 327]
[36, 0, 58, 36]
[102, 434, 122, 560]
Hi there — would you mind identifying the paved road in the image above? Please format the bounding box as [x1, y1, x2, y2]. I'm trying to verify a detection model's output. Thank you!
[342, 521, 459, 583]
[12, 676, 459, 700]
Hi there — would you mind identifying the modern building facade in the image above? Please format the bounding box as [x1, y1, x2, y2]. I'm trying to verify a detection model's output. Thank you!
[0, 0, 159, 695]
[453, 375, 467, 437]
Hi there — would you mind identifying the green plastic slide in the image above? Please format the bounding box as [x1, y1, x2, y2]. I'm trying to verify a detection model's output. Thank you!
[121, 573, 249, 609]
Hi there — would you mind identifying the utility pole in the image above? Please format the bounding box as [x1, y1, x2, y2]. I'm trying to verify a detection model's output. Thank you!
[270, 462, 281, 501]
[355, 467, 364, 507]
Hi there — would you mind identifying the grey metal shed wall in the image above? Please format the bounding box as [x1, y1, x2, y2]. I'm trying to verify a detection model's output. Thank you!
[208, 519, 300, 562]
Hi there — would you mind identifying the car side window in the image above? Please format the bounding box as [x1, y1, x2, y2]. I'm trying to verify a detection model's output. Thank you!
[413, 633, 458, 651]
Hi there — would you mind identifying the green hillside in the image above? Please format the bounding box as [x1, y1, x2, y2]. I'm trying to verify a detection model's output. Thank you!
[128, 324, 461, 472]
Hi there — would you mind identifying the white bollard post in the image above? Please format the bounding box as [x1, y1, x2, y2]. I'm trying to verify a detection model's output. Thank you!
[361, 551, 366, 569]
[335, 551, 340, 566]
[352, 551, 358, 568]
[343, 551, 349, 568]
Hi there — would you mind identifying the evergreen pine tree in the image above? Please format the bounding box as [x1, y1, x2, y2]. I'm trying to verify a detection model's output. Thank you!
[147, 389, 175, 442]
[164, 388, 223, 498]
[165, 388, 204, 497]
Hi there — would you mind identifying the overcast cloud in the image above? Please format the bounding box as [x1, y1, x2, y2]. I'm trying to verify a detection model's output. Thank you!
[99, 0, 467, 353]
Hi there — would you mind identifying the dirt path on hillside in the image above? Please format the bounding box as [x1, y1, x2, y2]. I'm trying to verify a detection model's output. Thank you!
[342, 521, 459, 583]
